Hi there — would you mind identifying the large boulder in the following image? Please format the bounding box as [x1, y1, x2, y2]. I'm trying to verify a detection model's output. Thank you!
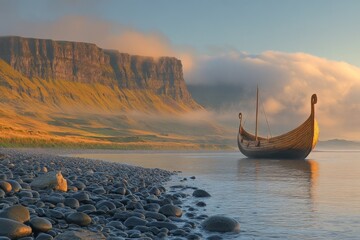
[30, 171, 67, 192]
[0, 218, 32, 239]
[202, 215, 240, 233]
[0, 205, 30, 223]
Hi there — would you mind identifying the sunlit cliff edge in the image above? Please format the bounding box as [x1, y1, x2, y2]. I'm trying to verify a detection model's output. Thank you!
[0, 36, 231, 149]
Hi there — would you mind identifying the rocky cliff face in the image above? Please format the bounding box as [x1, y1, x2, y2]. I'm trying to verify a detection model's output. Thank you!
[0, 36, 194, 103]
[107, 51, 191, 101]
[0, 36, 114, 85]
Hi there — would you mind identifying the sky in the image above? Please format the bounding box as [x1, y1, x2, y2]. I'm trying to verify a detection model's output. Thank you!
[2, 0, 360, 65]
[1, 0, 360, 140]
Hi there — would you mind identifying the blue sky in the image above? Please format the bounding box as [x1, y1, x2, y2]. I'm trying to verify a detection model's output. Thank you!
[1, 0, 360, 66]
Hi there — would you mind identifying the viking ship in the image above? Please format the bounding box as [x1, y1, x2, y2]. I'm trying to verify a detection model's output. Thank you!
[237, 89, 319, 159]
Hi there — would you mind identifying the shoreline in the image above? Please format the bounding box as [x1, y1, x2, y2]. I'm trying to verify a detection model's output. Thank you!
[3, 147, 237, 156]
[0, 148, 237, 239]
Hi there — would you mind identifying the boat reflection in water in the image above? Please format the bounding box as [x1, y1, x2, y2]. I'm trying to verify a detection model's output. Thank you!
[234, 158, 321, 238]
[237, 158, 319, 204]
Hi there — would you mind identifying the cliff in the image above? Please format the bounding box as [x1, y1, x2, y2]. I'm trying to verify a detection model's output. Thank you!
[107, 51, 191, 101]
[0, 36, 196, 107]
[0, 36, 231, 150]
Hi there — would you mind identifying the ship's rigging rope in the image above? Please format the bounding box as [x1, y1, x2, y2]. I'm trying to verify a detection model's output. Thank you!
[241, 88, 272, 139]
[260, 95, 272, 139]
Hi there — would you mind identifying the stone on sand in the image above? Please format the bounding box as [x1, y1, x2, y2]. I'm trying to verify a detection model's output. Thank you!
[159, 204, 183, 217]
[202, 215, 240, 233]
[0, 181, 12, 194]
[30, 171, 67, 192]
[66, 212, 92, 226]
[0, 218, 32, 239]
[29, 217, 52, 232]
[0, 205, 30, 223]
[193, 189, 211, 197]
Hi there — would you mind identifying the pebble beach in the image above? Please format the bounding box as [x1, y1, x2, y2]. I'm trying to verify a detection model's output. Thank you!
[0, 149, 239, 240]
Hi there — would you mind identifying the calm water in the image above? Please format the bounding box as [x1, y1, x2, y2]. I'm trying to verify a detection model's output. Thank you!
[73, 151, 360, 239]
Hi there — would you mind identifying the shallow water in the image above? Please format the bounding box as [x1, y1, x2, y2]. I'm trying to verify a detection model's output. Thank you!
[73, 150, 360, 239]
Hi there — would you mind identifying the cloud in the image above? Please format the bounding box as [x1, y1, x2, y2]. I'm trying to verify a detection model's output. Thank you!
[187, 51, 360, 140]
[104, 30, 194, 72]
[0, 10, 359, 140]
[263, 98, 285, 115]
[0, 15, 194, 72]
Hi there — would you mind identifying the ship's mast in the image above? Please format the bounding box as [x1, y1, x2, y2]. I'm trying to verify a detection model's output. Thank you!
[255, 85, 259, 141]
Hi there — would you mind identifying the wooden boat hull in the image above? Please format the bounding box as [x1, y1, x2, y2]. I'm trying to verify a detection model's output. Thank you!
[238, 94, 319, 159]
